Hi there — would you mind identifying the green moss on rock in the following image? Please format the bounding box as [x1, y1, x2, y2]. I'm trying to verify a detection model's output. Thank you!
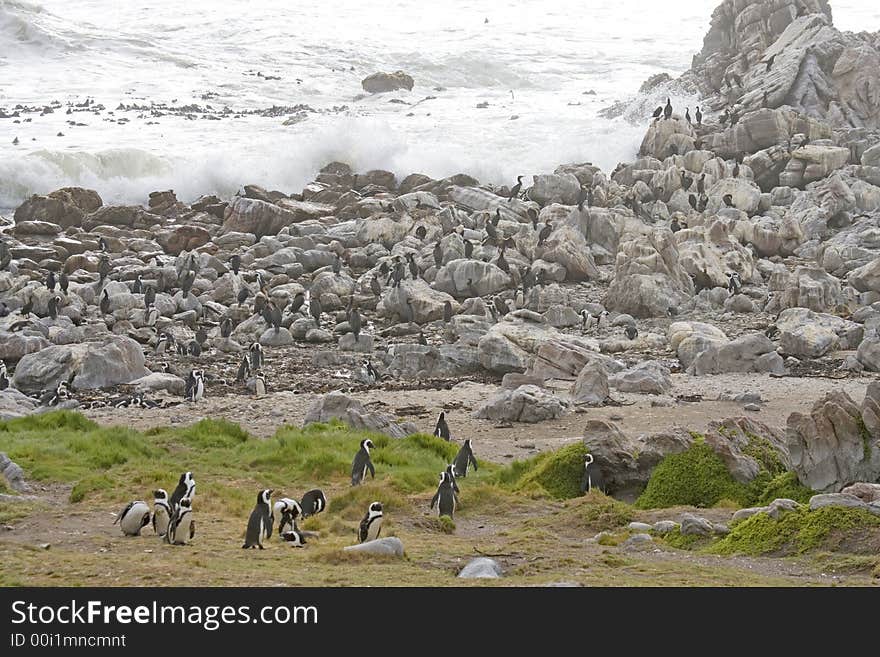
[635, 442, 750, 509]
[711, 507, 880, 556]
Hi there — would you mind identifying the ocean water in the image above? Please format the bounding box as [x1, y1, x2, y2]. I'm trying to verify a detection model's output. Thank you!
[0, 0, 878, 211]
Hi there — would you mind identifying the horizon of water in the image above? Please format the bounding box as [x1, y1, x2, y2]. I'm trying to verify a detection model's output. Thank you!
[0, 0, 878, 212]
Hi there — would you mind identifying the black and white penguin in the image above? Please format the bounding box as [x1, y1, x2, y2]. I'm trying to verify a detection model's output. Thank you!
[220, 317, 233, 338]
[361, 359, 379, 385]
[274, 498, 302, 535]
[281, 529, 307, 546]
[169, 472, 195, 513]
[430, 472, 457, 519]
[445, 464, 461, 496]
[351, 439, 375, 486]
[43, 380, 71, 406]
[152, 489, 171, 537]
[433, 411, 450, 440]
[114, 500, 150, 536]
[185, 370, 205, 402]
[248, 342, 263, 370]
[452, 439, 478, 478]
[243, 489, 273, 549]
[580, 309, 593, 333]
[166, 497, 195, 545]
[625, 325, 638, 340]
[0, 362, 9, 391]
[236, 355, 251, 382]
[254, 371, 266, 397]
[581, 454, 606, 494]
[358, 502, 383, 543]
[727, 271, 742, 296]
[300, 489, 327, 518]
[596, 310, 610, 330]
[45, 271, 56, 291]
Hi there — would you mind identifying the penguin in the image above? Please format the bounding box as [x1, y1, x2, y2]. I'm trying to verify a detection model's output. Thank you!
[433, 240, 443, 269]
[187, 340, 201, 357]
[727, 271, 743, 296]
[406, 252, 419, 280]
[433, 411, 450, 440]
[230, 254, 241, 275]
[580, 309, 593, 332]
[131, 274, 143, 294]
[47, 295, 60, 320]
[43, 380, 71, 406]
[581, 453, 606, 494]
[349, 307, 362, 342]
[361, 359, 379, 384]
[274, 498, 303, 535]
[445, 464, 461, 496]
[309, 295, 323, 325]
[507, 175, 523, 201]
[166, 498, 195, 545]
[242, 489, 273, 549]
[596, 310, 610, 330]
[0, 362, 9, 391]
[452, 439, 478, 478]
[236, 355, 251, 382]
[144, 285, 156, 311]
[46, 271, 56, 291]
[169, 472, 195, 512]
[220, 317, 233, 338]
[248, 342, 263, 370]
[625, 325, 638, 340]
[98, 236, 109, 253]
[281, 528, 307, 546]
[351, 439, 375, 486]
[254, 371, 266, 397]
[152, 489, 171, 537]
[59, 271, 69, 294]
[114, 500, 151, 536]
[332, 253, 342, 276]
[186, 370, 205, 402]
[99, 289, 110, 315]
[300, 489, 327, 518]
[358, 502, 383, 543]
[430, 472, 457, 519]
[663, 97, 672, 120]
[98, 254, 111, 281]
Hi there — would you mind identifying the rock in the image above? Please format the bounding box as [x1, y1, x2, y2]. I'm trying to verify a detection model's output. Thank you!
[457, 557, 502, 579]
[11, 336, 150, 393]
[668, 321, 729, 369]
[627, 522, 653, 532]
[338, 333, 374, 353]
[13, 188, 101, 229]
[639, 116, 696, 159]
[652, 520, 680, 534]
[808, 493, 872, 512]
[539, 225, 600, 281]
[688, 333, 785, 376]
[381, 279, 458, 324]
[783, 145, 851, 187]
[434, 259, 511, 298]
[0, 389, 39, 420]
[343, 537, 404, 557]
[623, 533, 653, 548]
[840, 482, 880, 503]
[856, 337, 880, 372]
[609, 361, 672, 395]
[848, 256, 880, 294]
[776, 307, 863, 358]
[473, 385, 568, 423]
[679, 513, 714, 537]
[259, 328, 295, 347]
[130, 373, 186, 396]
[529, 174, 581, 206]
[221, 197, 331, 238]
[786, 391, 880, 493]
[570, 364, 609, 405]
[778, 266, 843, 313]
[604, 229, 693, 318]
[361, 71, 414, 94]
[12, 220, 62, 236]
[0, 333, 52, 362]
[157, 225, 211, 255]
[303, 391, 417, 438]
[0, 452, 31, 493]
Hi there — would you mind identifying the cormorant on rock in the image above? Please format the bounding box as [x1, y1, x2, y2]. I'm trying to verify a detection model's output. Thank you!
[309, 296, 323, 325]
[722, 194, 734, 208]
[230, 254, 241, 275]
[406, 252, 419, 280]
[46, 271, 56, 291]
[695, 106, 702, 125]
[349, 307, 361, 341]
[537, 221, 553, 247]
[220, 317, 233, 338]
[144, 285, 156, 310]
[685, 107, 691, 124]
[434, 240, 443, 268]
[696, 173, 706, 195]
[415, 225, 427, 240]
[493, 296, 508, 318]
[528, 207, 539, 230]
[464, 239, 474, 259]
[663, 97, 672, 120]
[577, 185, 589, 210]
[100, 289, 110, 315]
[59, 271, 69, 294]
[651, 105, 663, 120]
[491, 208, 502, 227]
[332, 254, 342, 276]
[507, 176, 523, 201]
[370, 276, 381, 297]
[443, 300, 453, 324]
[289, 291, 305, 315]
[688, 194, 698, 211]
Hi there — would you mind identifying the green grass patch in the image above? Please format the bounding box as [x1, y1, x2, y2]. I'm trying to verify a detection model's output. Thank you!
[496, 442, 588, 500]
[711, 507, 880, 556]
[752, 471, 814, 506]
[661, 531, 714, 551]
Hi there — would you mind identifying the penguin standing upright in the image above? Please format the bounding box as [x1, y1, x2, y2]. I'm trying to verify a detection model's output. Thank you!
[166, 498, 195, 545]
[433, 411, 450, 440]
[351, 439, 375, 486]
[186, 370, 205, 402]
[243, 489, 273, 549]
[452, 439, 478, 478]
[581, 454, 606, 494]
[361, 359, 379, 384]
[358, 502, 383, 543]
[169, 472, 195, 513]
[152, 489, 171, 537]
[300, 489, 327, 518]
[430, 472, 457, 519]
[254, 371, 266, 397]
[0, 362, 9, 391]
[248, 342, 263, 370]
[114, 500, 151, 536]
[274, 498, 302, 535]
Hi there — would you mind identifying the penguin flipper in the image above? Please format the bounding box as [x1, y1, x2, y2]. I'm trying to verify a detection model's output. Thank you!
[430, 491, 439, 510]
[368, 460, 375, 479]
[471, 455, 478, 471]
[189, 520, 195, 541]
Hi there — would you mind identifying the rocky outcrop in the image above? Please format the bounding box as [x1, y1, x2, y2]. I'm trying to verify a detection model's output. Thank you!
[473, 385, 569, 423]
[776, 307, 863, 357]
[303, 391, 418, 438]
[688, 333, 785, 376]
[786, 390, 880, 493]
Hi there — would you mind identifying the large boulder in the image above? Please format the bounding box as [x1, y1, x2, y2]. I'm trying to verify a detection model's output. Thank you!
[361, 71, 414, 94]
[786, 390, 880, 493]
[303, 391, 417, 439]
[776, 307, 863, 357]
[777, 266, 843, 313]
[688, 333, 785, 376]
[13, 187, 102, 229]
[571, 363, 609, 405]
[539, 225, 600, 281]
[0, 333, 52, 363]
[473, 385, 569, 423]
[433, 259, 511, 298]
[609, 361, 673, 395]
[668, 321, 729, 369]
[639, 116, 696, 159]
[10, 336, 150, 393]
[604, 229, 694, 318]
[381, 279, 458, 324]
[529, 174, 581, 206]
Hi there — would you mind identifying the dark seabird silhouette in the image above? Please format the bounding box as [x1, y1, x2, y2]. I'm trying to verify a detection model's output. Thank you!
[695, 106, 702, 125]
[507, 176, 523, 201]
[538, 221, 553, 247]
[685, 107, 691, 124]
[663, 97, 672, 120]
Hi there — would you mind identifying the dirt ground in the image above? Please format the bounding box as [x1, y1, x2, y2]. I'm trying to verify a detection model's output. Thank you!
[82, 372, 875, 463]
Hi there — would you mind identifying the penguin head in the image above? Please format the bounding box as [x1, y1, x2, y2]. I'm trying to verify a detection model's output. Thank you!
[438, 471, 446, 484]
[369, 502, 383, 515]
[361, 439, 374, 452]
[179, 498, 192, 509]
[464, 439, 472, 449]
[259, 489, 273, 505]
[181, 472, 194, 487]
[585, 454, 594, 467]
[153, 489, 168, 502]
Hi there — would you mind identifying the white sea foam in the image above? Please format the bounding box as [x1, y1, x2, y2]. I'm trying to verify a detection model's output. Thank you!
[0, 0, 877, 211]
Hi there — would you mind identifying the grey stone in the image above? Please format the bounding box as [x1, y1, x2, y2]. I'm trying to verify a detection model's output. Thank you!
[458, 557, 502, 579]
[343, 537, 404, 557]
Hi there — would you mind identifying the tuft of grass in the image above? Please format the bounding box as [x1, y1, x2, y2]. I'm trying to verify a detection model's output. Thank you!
[0, 411, 97, 433]
[496, 442, 588, 500]
[178, 419, 251, 449]
[437, 515, 456, 534]
[661, 531, 714, 551]
[596, 532, 626, 547]
[636, 441, 750, 509]
[752, 471, 814, 506]
[711, 507, 880, 556]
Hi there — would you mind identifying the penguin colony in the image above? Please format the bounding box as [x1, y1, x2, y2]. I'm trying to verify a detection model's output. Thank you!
[112, 413, 491, 549]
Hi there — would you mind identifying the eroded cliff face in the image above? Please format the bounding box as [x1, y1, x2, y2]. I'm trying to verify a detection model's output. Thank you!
[684, 0, 880, 130]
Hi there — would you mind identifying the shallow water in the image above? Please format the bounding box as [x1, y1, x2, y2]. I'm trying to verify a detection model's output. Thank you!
[0, 0, 877, 209]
